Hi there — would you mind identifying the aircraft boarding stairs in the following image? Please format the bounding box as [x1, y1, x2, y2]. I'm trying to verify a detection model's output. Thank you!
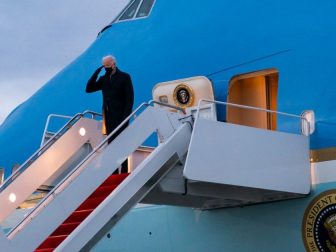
[0, 100, 311, 251]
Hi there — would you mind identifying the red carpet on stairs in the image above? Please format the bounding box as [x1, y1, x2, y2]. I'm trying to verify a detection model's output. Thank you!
[35, 173, 129, 252]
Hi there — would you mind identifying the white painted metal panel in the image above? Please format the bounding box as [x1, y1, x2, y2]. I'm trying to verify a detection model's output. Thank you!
[311, 160, 336, 185]
[152, 76, 215, 110]
[57, 124, 191, 252]
[0, 118, 103, 223]
[9, 107, 180, 252]
[0, 230, 12, 252]
[184, 118, 310, 194]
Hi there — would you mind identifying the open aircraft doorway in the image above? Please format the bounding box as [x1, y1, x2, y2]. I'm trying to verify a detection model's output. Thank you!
[227, 69, 278, 130]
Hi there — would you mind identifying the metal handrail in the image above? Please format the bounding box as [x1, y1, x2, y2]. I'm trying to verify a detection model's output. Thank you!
[9, 100, 186, 235]
[48, 102, 150, 194]
[196, 99, 311, 135]
[149, 100, 186, 114]
[40, 114, 73, 147]
[40, 111, 103, 147]
[82, 110, 103, 119]
[0, 111, 102, 193]
[8, 102, 151, 236]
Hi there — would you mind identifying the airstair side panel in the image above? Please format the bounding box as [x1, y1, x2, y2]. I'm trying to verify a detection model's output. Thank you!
[57, 123, 191, 252]
[0, 231, 11, 251]
[0, 118, 103, 222]
[184, 118, 310, 194]
[8, 107, 182, 252]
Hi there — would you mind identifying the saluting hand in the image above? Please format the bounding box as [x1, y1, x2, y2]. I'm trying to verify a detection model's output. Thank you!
[94, 65, 104, 75]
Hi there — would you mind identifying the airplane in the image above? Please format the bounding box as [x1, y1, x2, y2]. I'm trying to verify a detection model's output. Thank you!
[0, 0, 335, 251]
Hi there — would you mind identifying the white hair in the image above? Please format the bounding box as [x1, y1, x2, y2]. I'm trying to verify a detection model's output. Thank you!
[102, 55, 117, 64]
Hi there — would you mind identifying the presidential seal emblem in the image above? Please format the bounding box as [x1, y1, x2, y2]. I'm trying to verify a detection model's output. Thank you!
[302, 190, 336, 252]
[173, 84, 194, 108]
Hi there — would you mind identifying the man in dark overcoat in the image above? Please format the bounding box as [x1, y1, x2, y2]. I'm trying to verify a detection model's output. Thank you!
[86, 55, 134, 173]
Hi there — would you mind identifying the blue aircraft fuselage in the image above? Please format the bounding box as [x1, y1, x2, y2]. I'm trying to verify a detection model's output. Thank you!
[0, 1, 335, 251]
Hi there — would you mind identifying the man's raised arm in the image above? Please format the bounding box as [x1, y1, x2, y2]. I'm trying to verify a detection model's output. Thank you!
[86, 66, 104, 93]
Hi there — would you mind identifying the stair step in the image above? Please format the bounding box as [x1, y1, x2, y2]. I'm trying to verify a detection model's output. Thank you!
[89, 184, 118, 198]
[77, 196, 106, 211]
[51, 222, 81, 236]
[100, 173, 129, 187]
[35, 249, 54, 252]
[37, 235, 68, 249]
[35, 173, 130, 251]
[63, 209, 94, 223]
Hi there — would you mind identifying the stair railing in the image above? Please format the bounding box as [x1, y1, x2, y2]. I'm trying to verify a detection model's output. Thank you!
[195, 99, 311, 136]
[0, 111, 102, 194]
[8, 100, 184, 238]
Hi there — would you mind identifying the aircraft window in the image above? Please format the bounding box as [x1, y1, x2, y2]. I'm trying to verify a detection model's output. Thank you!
[136, 0, 155, 18]
[115, 0, 155, 22]
[119, 0, 142, 21]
